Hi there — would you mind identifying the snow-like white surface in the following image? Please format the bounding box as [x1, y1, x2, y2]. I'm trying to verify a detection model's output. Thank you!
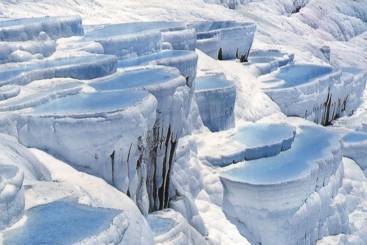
[148, 208, 207, 244]
[0, 164, 24, 230]
[341, 131, 367, 170]
[0, 16, 84, 41]
[246, 49, 295, 76]
[0, 0, 366, 244]
[0, 39, 56, 64]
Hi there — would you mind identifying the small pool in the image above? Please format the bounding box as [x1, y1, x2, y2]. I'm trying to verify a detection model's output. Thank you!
[221, 126, 337, 185]
[270, 64, 333, 88]
[0, 54, 113, 82]
[32, 90, 148, 116]
[85, 22, 185, 39]
[342, 132, 367, 143]
[148, 214, 177, 236]
[3, 201, 121, 245]
[195, 74, 234, 91]
[233, 123, 294, 147]
[117, 50, 193, 68]
[91, 67, 180, 91]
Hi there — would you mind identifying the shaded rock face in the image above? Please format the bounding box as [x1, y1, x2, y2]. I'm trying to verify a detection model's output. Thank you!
[192, 21, 256, 60]
[264, 65, 366, 126]
[146, 85, 192, 212]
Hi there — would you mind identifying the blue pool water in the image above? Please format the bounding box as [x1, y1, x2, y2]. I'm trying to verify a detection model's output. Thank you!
[195, 75, 233, 91]
[117, 50, 192, 68]
[343, 132, 367, 143]
[32, 90, 148, 115]
[91, 67, 179, 91]
[221, 126, 337, 185]
[148, 215, 176, 236]
[233, 123, 294, 147]
[0, 55, 111, 82]
[3, 201, 120, 245]
[270, 64, 333, 88]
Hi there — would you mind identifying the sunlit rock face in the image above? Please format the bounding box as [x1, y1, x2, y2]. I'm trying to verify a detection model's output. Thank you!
[262, 65, 366, 126]
[221, 126, 346, 245]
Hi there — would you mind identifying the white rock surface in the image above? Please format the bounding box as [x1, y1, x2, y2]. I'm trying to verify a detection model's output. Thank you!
[0, 16, 84, 41]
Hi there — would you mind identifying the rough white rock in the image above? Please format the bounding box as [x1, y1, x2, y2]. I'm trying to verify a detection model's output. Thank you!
[0, 16, 84, 41]
[191, 21, 256, 60]
[263, 64, 366, 125]
[148, 208, 207, 244]
[194, 73, 236, 132]
[0, 54, 117, 86]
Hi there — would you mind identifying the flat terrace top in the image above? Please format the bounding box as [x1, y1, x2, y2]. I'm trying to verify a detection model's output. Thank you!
[31, 90, 150, 116]
[195, 74, 234, 91]
[221, 126, 338, 185]
[233, 123, 295, 147]
[264, 64, 334, 89]
[91, 66, 182, 91]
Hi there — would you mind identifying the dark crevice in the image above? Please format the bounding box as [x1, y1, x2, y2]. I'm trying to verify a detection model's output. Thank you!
[110, 150, 115, 186]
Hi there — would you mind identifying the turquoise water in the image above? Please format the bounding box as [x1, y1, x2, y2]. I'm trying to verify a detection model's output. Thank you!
[233, 123, 294, 147]
[343, 132, 367, 143]
[3, 201, 121, 245]
[195, 75, 233, 90]
[117, 50, 191, 68]
[32, 90, 147, 115]
[91, 67, 178, 90]
[0, 55, 109, 82]
[269, 64, 333, 88]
